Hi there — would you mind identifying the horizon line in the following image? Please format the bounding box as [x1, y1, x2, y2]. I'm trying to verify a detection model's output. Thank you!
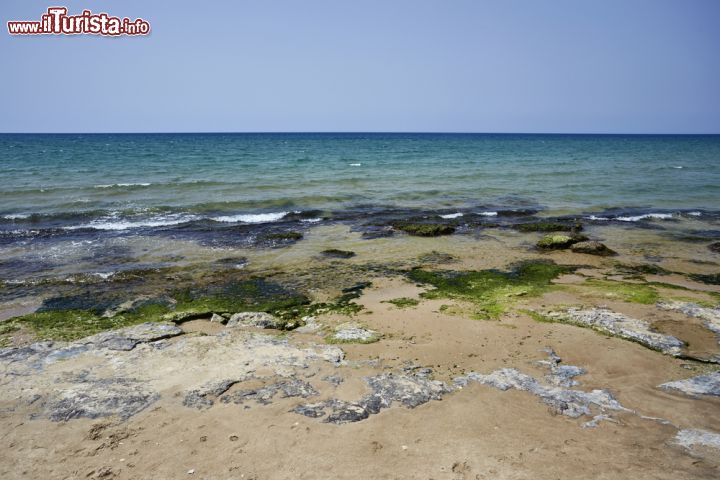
[1, 131, 720, 135]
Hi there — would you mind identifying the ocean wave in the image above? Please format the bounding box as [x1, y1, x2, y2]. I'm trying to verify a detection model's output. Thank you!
[687, 211, 702, 217]
[479, 211, 498, 217]
[616, 213, 674, 222]
[212, 212, 289, 223]
[300, 218, 322, 223]
[64, 214, 197, 231]
[2, 213, 30, 220]
[349, 163, 362, 167]
[440, 213, 463, 219]
[94, 183, 151, 188]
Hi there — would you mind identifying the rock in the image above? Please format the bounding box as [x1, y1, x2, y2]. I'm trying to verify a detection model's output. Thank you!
[183, 379, 242, 409]
[393, 223, 456, 237]
[210, 313, 227, 324]
[162, 310, 214, 323]
[294, 316, 322, 334]
[329, 322, 380, 343]
[657, 301, 720, 342]
[320, 249, 356, 259]
[292, 371, 450, 424]
[82, 322, 183, 351]
[659, 371, 720, 397]
[537, 234, 587, 250]
[47, 378, 159, 421]
[674, 429, 720, 452]
[226, 312, 284, 329]
[570, 241, 617, 256]
[708, 242, 720, 253]
[221, 378, 319, 405]
[454, 368, 627, 419]
[547, 308, 684, 356]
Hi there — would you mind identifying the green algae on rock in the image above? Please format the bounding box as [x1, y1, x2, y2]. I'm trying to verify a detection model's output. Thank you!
[393, 222, 456, 237]
[537, 234, 588, 250]
[581, 279, 660, 304]
[515, 222, 583, 233]
[570, 241, 616, 256]
[408, 260, 572, 319]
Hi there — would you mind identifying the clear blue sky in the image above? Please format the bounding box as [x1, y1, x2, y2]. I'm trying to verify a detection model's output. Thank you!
[2, 0, 719, 133]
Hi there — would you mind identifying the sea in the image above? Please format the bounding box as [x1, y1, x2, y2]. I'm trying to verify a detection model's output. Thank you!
[1, 133, 719, 279]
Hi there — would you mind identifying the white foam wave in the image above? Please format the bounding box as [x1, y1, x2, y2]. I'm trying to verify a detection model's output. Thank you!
[616, 213, 673, 222]
[301, 218, 322, 223]
[349, 163, 362, 166]
[587, 215, 610, 221]
[479, 211, 498, 217]
[94, 183, 151, 188]
[2, 213, 30, 220]
[672, 166, 684, 169]
[687, 211, 702, 217]
[65, 214, 196, 231]
[440, 213, 463, 219]
[213, 212, 289, 224]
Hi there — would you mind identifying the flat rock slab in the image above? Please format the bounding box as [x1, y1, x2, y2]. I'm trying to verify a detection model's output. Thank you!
[455, 349, 628, 424]
[81, 322, 183, 351]
[227, 312, 285, 329]
[675, 429, 720, 452]
[658, 301, 720, 342]
[547, 308, 684, 356]
[293, 372, 450, 424]
[659, 371, 720, 397]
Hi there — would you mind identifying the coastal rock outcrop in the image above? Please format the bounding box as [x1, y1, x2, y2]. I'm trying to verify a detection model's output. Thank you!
[226, 311, 285, 329]
[659, 371, 720, 397]
[546, 308, 684, 356]
[537, 234, 588, 250]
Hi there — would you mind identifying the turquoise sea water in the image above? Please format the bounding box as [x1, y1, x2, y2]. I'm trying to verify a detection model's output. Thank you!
[1, 133, 719, 223]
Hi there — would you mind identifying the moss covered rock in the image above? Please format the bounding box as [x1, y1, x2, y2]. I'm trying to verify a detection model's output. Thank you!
[393, 223, 455, 237]
[321, 249, 356, 259]
[570, 241, 617, 256]
[537, 234, 588, 250]
[515, 222, 582, 233]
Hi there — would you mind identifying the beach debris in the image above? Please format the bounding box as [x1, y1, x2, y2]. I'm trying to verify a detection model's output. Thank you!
[659, 371, 720, 398]
[546, 308, 684, 355]
[570, 240, 617, 256]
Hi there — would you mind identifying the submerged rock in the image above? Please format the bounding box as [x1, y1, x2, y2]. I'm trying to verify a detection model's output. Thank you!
[659, 371, 720, 397]
[658, 301, 720, 342]
[708, 242, 720, 253]
[226, 312, 284, 329]
[547, 308, 684, 356]
[320, 249, 356, 259]
[570, 241, 617, 256]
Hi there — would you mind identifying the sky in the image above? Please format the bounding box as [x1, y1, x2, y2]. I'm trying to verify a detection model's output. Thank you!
[2, 0, 720, 133]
